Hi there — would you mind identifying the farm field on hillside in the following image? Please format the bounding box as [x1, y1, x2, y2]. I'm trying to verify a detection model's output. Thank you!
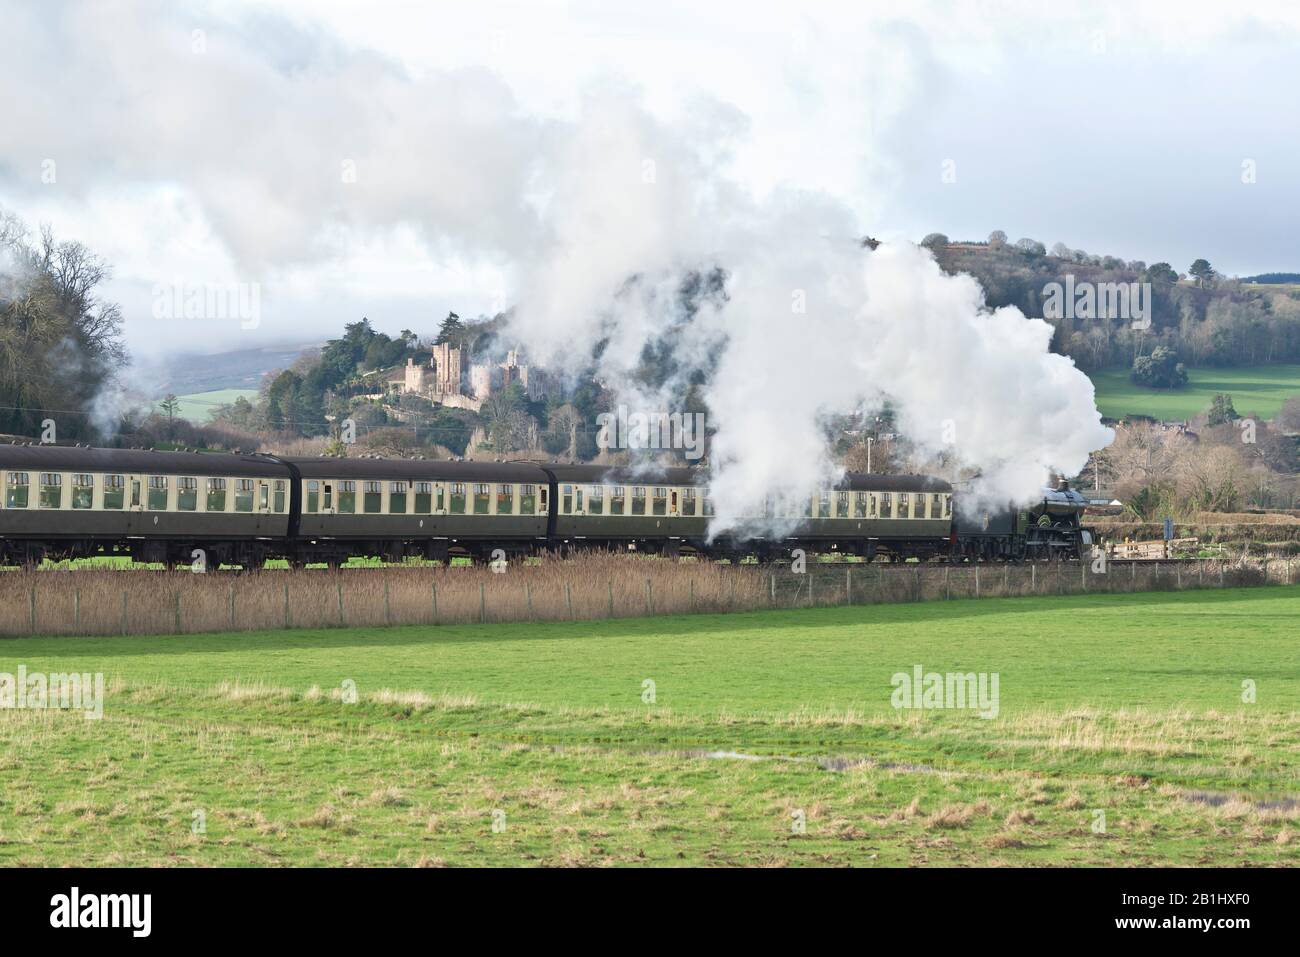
[1089, 364, 1300, 421]
[162, 389, 260, 424]
[0, 589, 1296, 866]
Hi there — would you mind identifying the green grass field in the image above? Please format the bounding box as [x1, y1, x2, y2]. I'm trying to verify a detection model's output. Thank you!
[1, 588, 1296, 866]
[1089, 364, 1300, 421]
[162, 389, 260, 424]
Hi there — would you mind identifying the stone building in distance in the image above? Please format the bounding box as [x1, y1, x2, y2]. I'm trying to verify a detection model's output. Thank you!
[396, 343, 552, 412]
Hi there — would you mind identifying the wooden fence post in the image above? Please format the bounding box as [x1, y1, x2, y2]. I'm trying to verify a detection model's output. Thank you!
[645, 579, 653, 615]
[1031, 564, 1036, 593]
[565, 582, 574, 620]
[284, 583, 291, 629]
[944, 566, 950, 601]
[479, 582, 486, 623]
[228, 584, 235, 631]
[606, 581, 613, 618]
[121, 591, 128, 636]
[74, 588, 80, 633]
[528, 582, 536, 621]
[846, 567, 852, 605]
[431, 581, 438, 623]
[975, 565, 980, 600]
[174, 591, 182, 633]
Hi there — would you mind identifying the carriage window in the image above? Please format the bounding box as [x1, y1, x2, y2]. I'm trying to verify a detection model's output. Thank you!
[683, 487, 697, 516]
[881, 492, 893, 518]
[306, 480, 320, 513]
[38, 473, 63, 509]
[703, 496, 715, 517]
[631, 487, 646, 516]
[389, 481, 408, 514]
[898, 493, 911, 518]
[6, 472, 29, 509]
[804, 495, 814, 518]
[519, 484, 536, 515]
[147, 475, 169, 510]
[337, 480, 356, 514]
[587, 484, 604, 515]
[473, 483, 491, 515]
[652, 487, 668, 516]
[497, 484, 513, 515]
[234, 479, 254, 512]
[562, 484, 573, 514]
[449, 482, 466, 513]
[178, 477, 198, 511]
[931, 494, 943, 519]
[99, 474, 123, 510]
[363, 481, 382, 514]
[275, 480, 287, 512]
[817, 492, 831, 519]
[72, 474, 94, 509]
[415, 482, 432, 513]
[837, 491, 850, 518]
[610, 486, 626, 515]
[854, 492, 868, 518]
[206, 477, 227, 512]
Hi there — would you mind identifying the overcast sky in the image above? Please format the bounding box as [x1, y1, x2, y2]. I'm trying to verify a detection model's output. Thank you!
[3, 0, 1299, 359]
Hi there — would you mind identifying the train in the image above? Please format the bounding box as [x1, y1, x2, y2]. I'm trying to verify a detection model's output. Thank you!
[0, 445, 1093, 567]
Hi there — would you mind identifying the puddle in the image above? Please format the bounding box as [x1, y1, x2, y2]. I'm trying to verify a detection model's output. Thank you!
[1181, 790, 1300, 812]
[548, 744, 940, 774]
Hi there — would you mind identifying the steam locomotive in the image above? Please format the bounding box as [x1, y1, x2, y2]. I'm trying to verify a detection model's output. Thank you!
[0, 445, 1092, 567]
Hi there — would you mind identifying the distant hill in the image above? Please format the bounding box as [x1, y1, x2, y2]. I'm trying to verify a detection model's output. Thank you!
[1241, 273, 1300, 284]
[151, 343, 321, 398]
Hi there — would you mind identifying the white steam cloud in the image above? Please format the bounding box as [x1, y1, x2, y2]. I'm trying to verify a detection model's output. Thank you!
[505, 97, 1114, 534]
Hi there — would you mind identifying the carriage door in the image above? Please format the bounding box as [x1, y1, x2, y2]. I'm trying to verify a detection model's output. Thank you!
[258, 481, 271, 513]
[669, 490, 679, 516]
[128, 475, 144, 511]
[322, 483, 334, 513]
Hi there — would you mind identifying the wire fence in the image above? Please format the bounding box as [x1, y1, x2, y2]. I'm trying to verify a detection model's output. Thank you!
[0, 556, 1288, 638]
